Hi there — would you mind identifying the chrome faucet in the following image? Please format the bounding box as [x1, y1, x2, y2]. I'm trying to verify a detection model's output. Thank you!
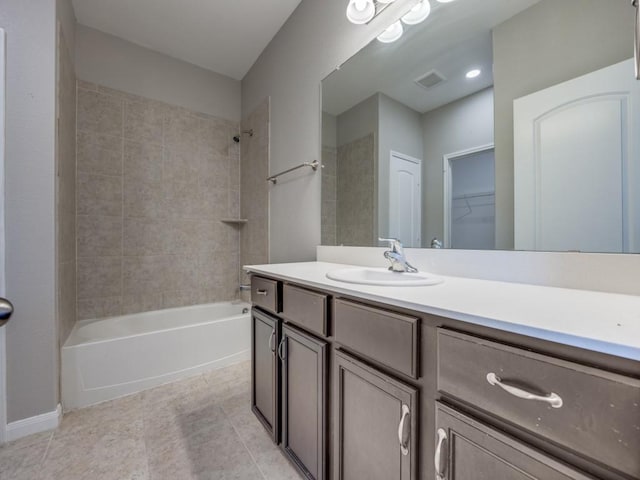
[379, 238, 418, 273]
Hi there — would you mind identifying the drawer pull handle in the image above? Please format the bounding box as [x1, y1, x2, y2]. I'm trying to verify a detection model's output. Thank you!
[278, 338, 287, 361]
[397, 404, 411, 456]
[434, 427, 448, 480]
[268, 329, 276, 353]
[256, 289, 268, 296]
[486, 373, 563, 409]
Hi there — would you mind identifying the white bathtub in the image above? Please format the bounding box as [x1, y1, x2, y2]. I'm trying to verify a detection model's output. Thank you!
[62, 301, 251, 410]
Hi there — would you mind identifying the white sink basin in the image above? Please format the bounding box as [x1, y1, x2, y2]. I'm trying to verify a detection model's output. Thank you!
[326, 267, 443, 287]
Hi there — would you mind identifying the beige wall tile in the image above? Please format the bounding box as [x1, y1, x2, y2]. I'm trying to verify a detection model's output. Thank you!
[77, 131, 123, 176]
[124, 140, 163, 183]
[124, 177, 165, 218]
[124, 99, 164, 144]
[122, 293, 163, 315]
[77, 82, 243, 317]
[77, 173, 122, 216]
[122, 256, 168, 295]
[77, 297, 123, 321]
[77, 256, 122, 300]
[123, 217, 165, 256]
[77, 89, 123, 137]
[77, 215, 123, 257]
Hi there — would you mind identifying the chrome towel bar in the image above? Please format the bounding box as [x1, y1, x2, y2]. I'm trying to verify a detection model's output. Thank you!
[267, 160, 319, 184]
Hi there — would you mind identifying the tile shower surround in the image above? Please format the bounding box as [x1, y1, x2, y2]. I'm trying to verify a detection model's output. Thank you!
[240, 98, 270, 291]
[76, 81, 241, 320]
[57, 31, 77, 343]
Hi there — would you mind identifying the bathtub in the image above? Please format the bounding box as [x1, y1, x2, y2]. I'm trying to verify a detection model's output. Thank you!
[62, 301, 251, 410]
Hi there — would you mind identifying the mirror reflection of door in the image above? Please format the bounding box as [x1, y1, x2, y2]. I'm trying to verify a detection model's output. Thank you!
[388, 152, 422, 247]
[444, 146, 496, 250]
[514, 58, 640, 253]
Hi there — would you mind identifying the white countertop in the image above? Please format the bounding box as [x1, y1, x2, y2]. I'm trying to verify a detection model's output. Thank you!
[245, 261, 640, 361]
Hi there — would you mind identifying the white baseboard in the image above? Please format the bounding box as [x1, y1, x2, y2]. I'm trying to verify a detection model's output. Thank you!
[6, 404, 61, 442]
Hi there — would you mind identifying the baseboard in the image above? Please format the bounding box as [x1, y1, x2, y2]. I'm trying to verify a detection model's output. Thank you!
[6, 404, 61, 442]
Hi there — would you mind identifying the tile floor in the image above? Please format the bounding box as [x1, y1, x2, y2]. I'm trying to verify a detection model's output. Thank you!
[0, 361, 300, 479]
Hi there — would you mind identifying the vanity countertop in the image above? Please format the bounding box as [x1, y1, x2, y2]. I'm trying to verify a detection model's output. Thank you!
[245, 261, 640, 361]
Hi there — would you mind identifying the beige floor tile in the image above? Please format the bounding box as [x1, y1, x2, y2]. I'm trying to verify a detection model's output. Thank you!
[0, 432, 51, 479]
[3, 361, 303, 480]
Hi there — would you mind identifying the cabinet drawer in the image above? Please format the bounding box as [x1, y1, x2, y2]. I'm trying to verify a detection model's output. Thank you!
[282, 284, 327, 336]
[251, 276, 280, 314]
[437, 329, 640, 479]
[334, 299, 419, 378]
[435, 403, 594, 480]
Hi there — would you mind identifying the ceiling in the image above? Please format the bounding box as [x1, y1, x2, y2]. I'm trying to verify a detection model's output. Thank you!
[322, 0, 540, 116]
[72, 0, 302, 80]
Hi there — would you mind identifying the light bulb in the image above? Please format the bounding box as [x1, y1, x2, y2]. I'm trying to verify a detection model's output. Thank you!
[346, 0, 375, 24]
[377, 0, 397, 3]
[401, 0, 431, 25]
[466, 69, 481, 79]
[377, 20, 404, 43]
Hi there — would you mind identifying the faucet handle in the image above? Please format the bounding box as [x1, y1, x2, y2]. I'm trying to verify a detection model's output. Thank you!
[378, 237, 404, 254]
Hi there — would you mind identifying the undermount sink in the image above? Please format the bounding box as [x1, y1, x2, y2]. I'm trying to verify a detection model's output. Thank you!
[326, 267, 443, 287]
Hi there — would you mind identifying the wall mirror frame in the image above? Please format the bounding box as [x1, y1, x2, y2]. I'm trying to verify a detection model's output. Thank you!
[321, 0, 639, 254]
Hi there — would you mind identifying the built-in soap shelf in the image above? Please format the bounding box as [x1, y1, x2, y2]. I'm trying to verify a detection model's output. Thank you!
[221, 218, 248, 225]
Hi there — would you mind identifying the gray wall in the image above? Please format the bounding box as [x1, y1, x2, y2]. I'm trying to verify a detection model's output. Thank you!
[76, 25, 241, 122]
[493, 0, 633, 249]
[377, 93, 423, 240]
[422, 88, 494, 246]
[0, 0, 59, 422]
[242, 0, 415, 262]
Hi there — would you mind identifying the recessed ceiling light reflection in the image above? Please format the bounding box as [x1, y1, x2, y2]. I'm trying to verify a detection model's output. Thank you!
[466, 69, 481, 79]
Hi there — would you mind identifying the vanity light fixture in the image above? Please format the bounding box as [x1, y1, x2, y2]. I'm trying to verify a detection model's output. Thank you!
[346, 0, 376, 24]
[401, 0, 431, 25]
[377, 20, 404, 43]
[466, 69, 481, 79]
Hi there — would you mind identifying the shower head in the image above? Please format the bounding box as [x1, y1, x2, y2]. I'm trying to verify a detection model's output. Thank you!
[233, 129, 254, 143]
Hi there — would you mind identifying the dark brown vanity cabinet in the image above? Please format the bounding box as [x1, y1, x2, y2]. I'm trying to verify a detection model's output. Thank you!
[333, 350, 418, 480]
[280, 324, 327, 480]
[434, 403, 595, 480]
[251, 308, 280, 442]
[250, 275, 640, 480]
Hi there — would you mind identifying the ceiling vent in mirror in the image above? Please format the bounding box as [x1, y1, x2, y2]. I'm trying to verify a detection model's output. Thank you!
[415, 70, 446, 90]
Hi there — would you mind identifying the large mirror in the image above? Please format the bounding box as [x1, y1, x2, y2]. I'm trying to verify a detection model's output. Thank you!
[321, 0, 638, 253]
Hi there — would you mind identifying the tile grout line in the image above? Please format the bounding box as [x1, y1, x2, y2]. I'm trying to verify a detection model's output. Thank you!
[40, 431, 55, 464]
[226, 413, 269, 480]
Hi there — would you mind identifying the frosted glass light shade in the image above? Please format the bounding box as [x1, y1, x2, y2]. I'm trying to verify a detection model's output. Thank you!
[377, 20, 404, 43]
[401, 0, 431, 25]
[346, 0, 376, 24]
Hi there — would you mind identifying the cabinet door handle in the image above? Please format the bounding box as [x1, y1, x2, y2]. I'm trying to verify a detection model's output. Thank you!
[397, 404, 411, 456]
[434, 428, 448, 480]
[486, 373, 563, 408]
[256, 289, 268, 296]
[278, 338, 287, 361]
[268, 329, 276, 353]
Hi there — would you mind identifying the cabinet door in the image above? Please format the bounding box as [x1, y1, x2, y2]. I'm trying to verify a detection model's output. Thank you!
[333, 350, 418, 480]
[251, 308, 279, 442]
[434, 403, 595, 480]
[280, 324, 327, 480]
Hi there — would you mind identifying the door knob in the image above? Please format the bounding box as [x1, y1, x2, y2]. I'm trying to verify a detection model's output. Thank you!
[0, 297, 13, 327]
